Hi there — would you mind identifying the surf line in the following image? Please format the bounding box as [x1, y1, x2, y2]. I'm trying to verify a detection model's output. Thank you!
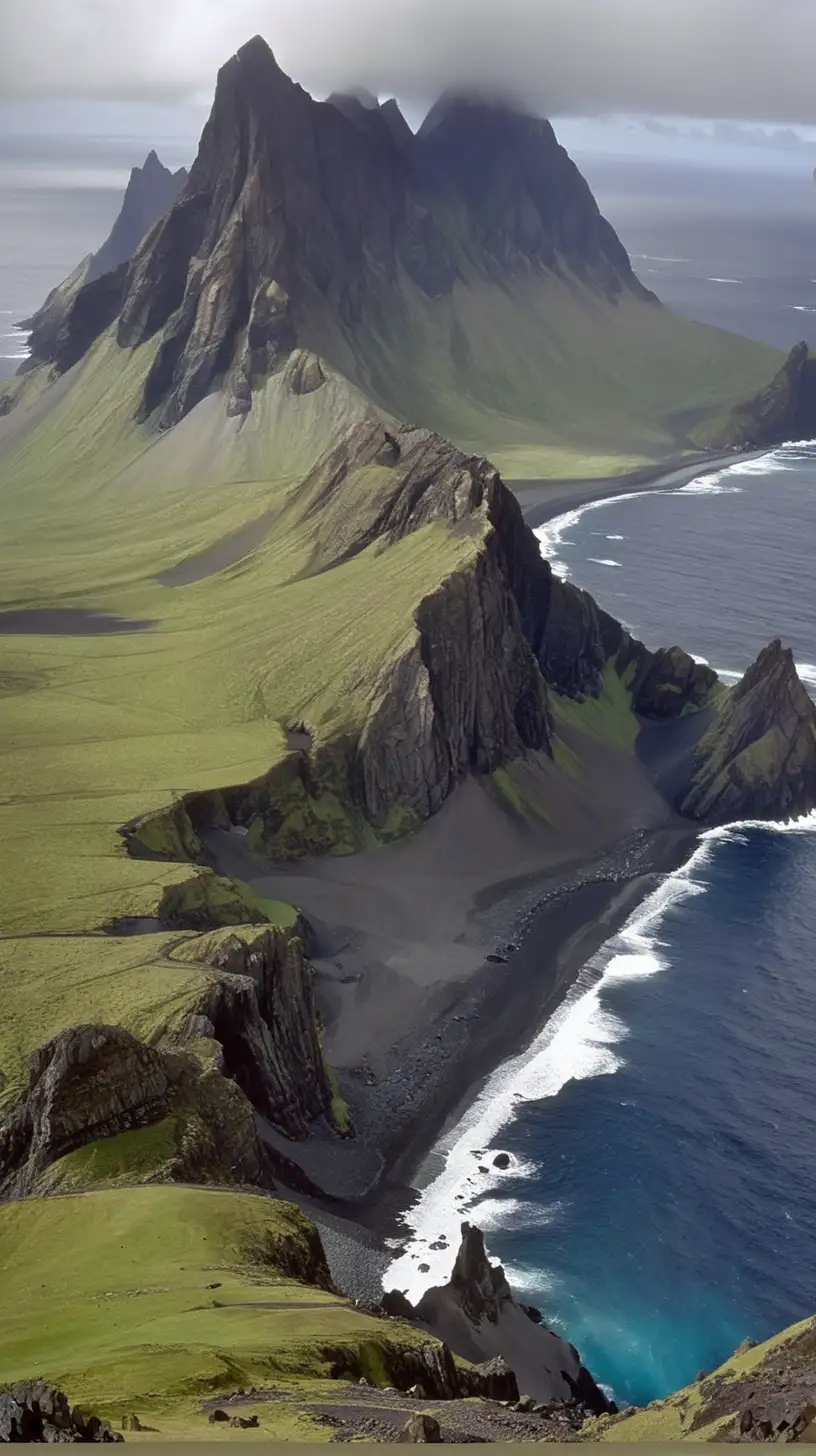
[383, 810, 816, 1304]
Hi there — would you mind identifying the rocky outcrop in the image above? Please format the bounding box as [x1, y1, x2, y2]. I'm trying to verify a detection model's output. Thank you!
[88, 150, 189, 283]
[416, 94, 655, 304]
[630, 645, 719, 720]
[0, 1023, 273, 1198]
[585, 1314, 816, 1443]
[0, 1383, 123, 1443]
[181, 926, 333, 1138]
[698, 341, 816, 451]
[394, 1224, 612, 1414]
[678, 639, 816, 823]
[21, 152, 187, 372]
[32, 36, 654, 426]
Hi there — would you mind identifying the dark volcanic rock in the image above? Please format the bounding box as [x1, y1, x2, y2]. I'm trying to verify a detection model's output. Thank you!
[21, 152, 187, 370]
[631, 645, 718, 720]
[701, 341, 816, 451]
[0, 1381, 123, 1442]
[37, 36, 653, 425]
[89, 150, 189, 283]
[187, 926, 333, 1138]
[0, 1023, 273, 1198]
[416, 94, 655, 303]
[678, 639, 816, 823]
[407, 1223, 612, 1414]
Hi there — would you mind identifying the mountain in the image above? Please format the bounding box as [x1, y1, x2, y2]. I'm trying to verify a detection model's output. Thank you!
[14, 35, 778, 476]
[693, 339, 816, 450]
[0, 32, 814, 1443]
[89, 150, 189, 283]
[18, 150, 187, 368]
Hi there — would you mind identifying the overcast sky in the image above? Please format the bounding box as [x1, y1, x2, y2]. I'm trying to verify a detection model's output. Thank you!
[2, 0, 816, 184]
[1, 0, 816, 126]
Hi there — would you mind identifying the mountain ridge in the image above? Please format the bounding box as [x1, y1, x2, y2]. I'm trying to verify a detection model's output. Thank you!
[0, 31, 814, 1442]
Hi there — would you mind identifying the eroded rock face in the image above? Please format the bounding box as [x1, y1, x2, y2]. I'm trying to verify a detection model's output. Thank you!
[403, 1223, 612, 1415]
[35, 36, 652, 425]
[0, 1382, 123, 1443]
[701, 341, 816, 451]
[21, 152, 187, 373]
[678, 639, 816, 823]
[189, 927, 332, 1139]
[0, 1023, 272, 1198]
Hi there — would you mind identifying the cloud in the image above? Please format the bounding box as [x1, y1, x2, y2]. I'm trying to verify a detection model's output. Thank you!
[3, 0, 816, 127]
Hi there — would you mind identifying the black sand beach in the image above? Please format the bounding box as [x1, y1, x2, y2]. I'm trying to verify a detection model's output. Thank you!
[207, 449, 745, 1297]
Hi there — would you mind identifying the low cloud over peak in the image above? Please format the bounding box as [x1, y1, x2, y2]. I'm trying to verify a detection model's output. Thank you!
[2, 0, 816, 127]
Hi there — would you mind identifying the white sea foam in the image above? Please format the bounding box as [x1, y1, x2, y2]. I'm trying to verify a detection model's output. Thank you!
[383, 798, 816, 1302]
[631, 254, 689, 264]
[534, 491, 653, 578]
[587, 557, 622, 568]
[534, 442, 816, 574]
[707, 277, 743, 284]
[607, 534, 625, 541]
[789, 304, 816, 314]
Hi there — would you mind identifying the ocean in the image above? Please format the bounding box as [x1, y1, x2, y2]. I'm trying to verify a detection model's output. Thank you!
[385, 446, 816, 1409]
[4, 136, 816, 1411]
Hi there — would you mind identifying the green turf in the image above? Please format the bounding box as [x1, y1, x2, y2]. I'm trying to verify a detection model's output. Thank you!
[0, 337, 482, 1106]
[0, 1187, 431, 1440]
[551, 661, 640, 755]
[337, 266, 782, 479]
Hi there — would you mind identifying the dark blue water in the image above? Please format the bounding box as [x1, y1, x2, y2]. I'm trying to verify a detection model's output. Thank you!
[387, 445, 816, 1409]
[490, 448, 816, 1406]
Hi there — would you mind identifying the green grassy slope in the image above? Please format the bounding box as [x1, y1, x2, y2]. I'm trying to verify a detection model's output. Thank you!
[321, 265, 782, 479]
[0, 1187, 431, 1440]
[0, 335, 484, 1110]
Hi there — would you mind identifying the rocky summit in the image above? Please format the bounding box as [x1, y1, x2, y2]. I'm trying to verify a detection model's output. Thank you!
[20, 151, 187, 369]
[679, 639, 816, 823]
[28, 35, 651, 432]
[1, 23, 815, 1448]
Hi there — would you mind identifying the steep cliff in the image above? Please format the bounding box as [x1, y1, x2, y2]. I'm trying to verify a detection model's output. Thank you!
[24, 36, 664, 435]
[173, 925, 334, 1138]
[0, 1024, 273, 1198]
[20, 151, 187, 368]
[396, 1223, 612, 1413]
[695, 340, 816, 451]
[678, 639, 816, 823]
[89, 150, 189, 283]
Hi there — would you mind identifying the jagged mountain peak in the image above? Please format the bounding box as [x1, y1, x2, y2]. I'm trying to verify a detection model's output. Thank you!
[21, 36, 658, 430]
[679, 638, 816, 823]
[327, 86, 381, 116]
[419, 88, 539, 137]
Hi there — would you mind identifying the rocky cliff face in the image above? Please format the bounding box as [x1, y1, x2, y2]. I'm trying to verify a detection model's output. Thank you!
[89, 150, 189, 283]
[416, 94, 654, 304]
[20, 151, 187, 370]
[0, 1023, 273, 1198]
[699, 340, 816, 451]
[183, 926, 333, 1138]
[398, 1223, 612, 1414]
[26, 36, 653, 427]
[678, 639, 816, 823]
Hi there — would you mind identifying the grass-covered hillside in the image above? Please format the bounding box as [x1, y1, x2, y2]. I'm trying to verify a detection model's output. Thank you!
[0, 1187, 438, 1441]
[327, 266, 782, 479]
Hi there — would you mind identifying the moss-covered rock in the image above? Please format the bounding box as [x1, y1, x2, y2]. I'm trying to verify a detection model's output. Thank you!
[678, 639, 816, 823]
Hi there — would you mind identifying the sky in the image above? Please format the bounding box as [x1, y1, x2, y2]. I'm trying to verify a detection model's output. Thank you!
[2, 0, 816, 175]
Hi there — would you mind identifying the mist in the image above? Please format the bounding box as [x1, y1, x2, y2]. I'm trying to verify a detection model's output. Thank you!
[2, 0, 816, 127]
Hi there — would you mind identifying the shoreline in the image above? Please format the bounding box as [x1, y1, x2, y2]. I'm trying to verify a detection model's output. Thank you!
[296, 820, 703, 1304]
[513, 446, 767, 528]
[234, 447, 768, 1296]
